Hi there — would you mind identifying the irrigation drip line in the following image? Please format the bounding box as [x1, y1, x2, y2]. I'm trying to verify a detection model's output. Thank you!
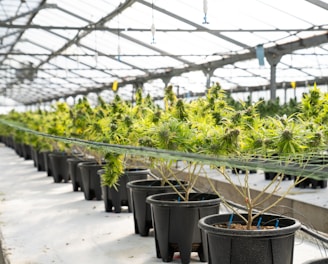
[1, 118, 328, 180]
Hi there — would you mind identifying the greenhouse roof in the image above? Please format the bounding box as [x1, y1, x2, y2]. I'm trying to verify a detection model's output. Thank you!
[0, 0, 327, 106]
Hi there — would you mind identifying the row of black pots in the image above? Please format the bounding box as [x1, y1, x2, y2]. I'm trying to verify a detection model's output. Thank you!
[265, 171, 327, 189]
[26, 148, 150, 215]
[0, 137, 33, 161]
[263, 156, 327, 189]
[44, 152, 151, 213]
[128, 181, 303, 264]
[12, 142, 32, 160]
[1, 140, 320, 264]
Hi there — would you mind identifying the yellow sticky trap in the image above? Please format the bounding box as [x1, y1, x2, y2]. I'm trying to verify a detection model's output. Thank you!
[112, 80, 118, 92]
[291, 81, 296, 89]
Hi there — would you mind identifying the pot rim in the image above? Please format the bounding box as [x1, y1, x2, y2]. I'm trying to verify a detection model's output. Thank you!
[77, 161, 105, 167]
[48, 152, 68, 157]
[124, 167, 150, 173]
[127, 179, 188, 190]
[146, 192, 221, 207]
[302, 257, 328, 264]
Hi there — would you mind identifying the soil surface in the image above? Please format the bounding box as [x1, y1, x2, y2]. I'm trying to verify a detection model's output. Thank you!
[216, 223, 276, 230]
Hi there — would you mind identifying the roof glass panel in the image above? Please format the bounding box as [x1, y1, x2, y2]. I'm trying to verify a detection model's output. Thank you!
[21, 29, 67, 51]
[0, 0, 40, 20]
[47, 0, 120, 23]
[32, 7, 86, 27]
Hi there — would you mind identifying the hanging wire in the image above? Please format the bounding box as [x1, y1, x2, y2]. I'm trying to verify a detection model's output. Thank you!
[203, 0, 209, 24]
[94, 26, 98, 66]
[151, 0, 156, 44]
[117, 10, 121, 61]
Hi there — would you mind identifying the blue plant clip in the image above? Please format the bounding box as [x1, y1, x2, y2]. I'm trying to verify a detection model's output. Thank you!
[257, 216, 262, 229]
[203, 15, 209, 24]
[228, 213, 234, 228]
[275, 219, 279, 229]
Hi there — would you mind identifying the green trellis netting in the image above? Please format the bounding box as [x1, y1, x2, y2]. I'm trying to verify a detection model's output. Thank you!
[1, 118, 328, 181]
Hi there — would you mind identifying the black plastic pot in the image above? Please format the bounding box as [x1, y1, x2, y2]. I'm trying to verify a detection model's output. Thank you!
[99, 168, 150, 213]
[198, 213, 301, 264]
[30, 148, 46, 171]
[22, 143, 32, 160]
[48, 152, 71, 183]
[31, 147, 37, 167]
[232, 168, 257, 174]
[127, 179, 188, 237]
[303, 258, 328, 264]
[42, 151, 53, 176]
[78, 161, 105, 200]
[295, 177, 327, 189]
[36, 150, 47, 171]
[67, 157, 87, 192]
[147, 192, 221, 264]
[14, 142, 24, 157]
[264, 156, 327, 188]
[294, 157, 327, 188]
[264, 171, 293, 181]
[2, 136, 13, 148]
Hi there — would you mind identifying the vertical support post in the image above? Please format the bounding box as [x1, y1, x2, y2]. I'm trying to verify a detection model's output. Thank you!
[266, 52, 282, 101]
[202, 68, 214, 91]
[283, 83, 287, 104]
[162, 77, 171, 89]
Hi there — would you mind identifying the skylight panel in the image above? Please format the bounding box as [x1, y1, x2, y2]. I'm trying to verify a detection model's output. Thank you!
[32, 6, 88, 27]
[22, 29, 67, 51]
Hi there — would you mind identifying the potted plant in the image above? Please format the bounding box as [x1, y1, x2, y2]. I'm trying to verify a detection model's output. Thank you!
[99, 163, 150, 213]
[196, 84, 328, 264]
[43, 102, 76, 183]
[126, 90, 194, 237]
[65, 97, 95, 192]
[76, 94, 151, 205]
[143, 87, 221, 263]
[26, 110, 50, 171]
[79, 91, 161, 214]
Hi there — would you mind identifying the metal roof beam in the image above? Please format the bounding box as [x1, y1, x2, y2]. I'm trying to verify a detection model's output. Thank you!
[24, 38, 115, 78]
[93, 32, 328, 92]
[305, 0, 328, 10]
[0, 4, 55, 24]
[0, 0, 47, 66]
[1, 24, 327, 32]
[45, 1, 192, 68]
[20, 32, 328, 105]
[36, 0, 138, 68]
[137, 0, 250, 50]
[44, 30, 147, 76]
[118, 32, 191, 65]
[44, 4, 184, 73]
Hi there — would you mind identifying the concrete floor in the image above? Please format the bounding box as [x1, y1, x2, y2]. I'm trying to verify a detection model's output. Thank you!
[0, 143, 327, 264]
